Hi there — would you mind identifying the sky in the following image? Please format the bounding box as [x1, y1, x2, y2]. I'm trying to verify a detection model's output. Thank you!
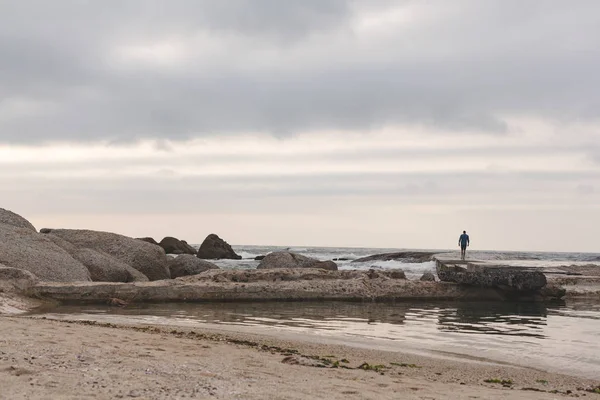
[1, 1, 599, 252]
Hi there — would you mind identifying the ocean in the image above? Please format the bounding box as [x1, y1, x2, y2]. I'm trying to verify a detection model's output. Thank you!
[209, 245, 600, 280]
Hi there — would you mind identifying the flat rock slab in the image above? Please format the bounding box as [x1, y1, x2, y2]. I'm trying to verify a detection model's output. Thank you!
[435, 258, 547, 292]
[27, 268, 563, 304]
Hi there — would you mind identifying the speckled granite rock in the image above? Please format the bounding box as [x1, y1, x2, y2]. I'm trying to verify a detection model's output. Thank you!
[169, 255, 219, 278]
[72, 248, 149, 282]
[0, 208, 36, 231]
[435, 259, 547, 291]
[0, 224, 91, 282]
[257, 252, 338, 271]
[41, 229, 170, 280]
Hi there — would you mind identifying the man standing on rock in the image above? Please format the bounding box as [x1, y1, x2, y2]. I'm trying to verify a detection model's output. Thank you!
[458, 231, 470, 260]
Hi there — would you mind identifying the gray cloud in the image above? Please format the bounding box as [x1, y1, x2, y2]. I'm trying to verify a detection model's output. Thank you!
[1, 1, 600, 143]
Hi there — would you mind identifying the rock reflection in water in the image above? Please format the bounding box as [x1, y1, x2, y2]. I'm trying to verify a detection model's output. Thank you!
[43, 300, 556, 339]
[436, 302, 549, 338]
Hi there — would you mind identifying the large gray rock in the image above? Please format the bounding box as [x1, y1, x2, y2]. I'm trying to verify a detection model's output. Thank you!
[159, 237, 197, 255]
[420, 272, 436, 281]
[0, 265, 39, 292]
[436, 259, 547, 291]
[137, 237, 159, 246]
[0, 208, 36, 231]
[72, 248, 149, 283]
[257, 251, 338, 271]
[196, 234, 241, 260]
[353, 251, 437, 263]
[41, 229, 170, 280]
[0, 224, 91, 282]
[169, 255, 219, 278]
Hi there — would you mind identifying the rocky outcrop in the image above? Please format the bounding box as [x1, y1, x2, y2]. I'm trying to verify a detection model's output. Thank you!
[159, 237, 197, 255]
[72, 249, 149, 283]
[137, 237, 159, 246]
[435, 259, 547, 292]
[0, 224, 91, 282]
[0, 208, 36, 231]
[0, 265, 39, 292]
[196, 234, 241, 260]
[30, 268, 515, 303]
[41, 229, 170, 281]
[420, 272, 436, 281]
[257, 252, 338, 271]
[353, 251, 438, 263]
[168, 255, 219, 278]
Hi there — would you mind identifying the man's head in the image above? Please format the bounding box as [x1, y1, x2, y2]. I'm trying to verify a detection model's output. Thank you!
[463, 230, 466, 234]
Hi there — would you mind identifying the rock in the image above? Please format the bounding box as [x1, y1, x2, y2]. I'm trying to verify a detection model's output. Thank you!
[254, 255, 266, 261]
[168, 255, 219, 278]
[159, 237, 197, 255]
[72, 248, 149, 283]
[365, 269, 406, 279]
[196, 234, 241, 260]
[0, 265, 39, 292]
[382, 269, 407, 279]
[257, 251, 338, 271]
[137, 237, 159, 246]
[0, 208, 36, 231]
[42, 234, 148, 282]
[420, 272, 436, 281]
[435, 259, 547, 291]
[0, 224, 91, 282]
[539, 283, 567, 300]
[353, 251, 437, 263]
[41, 229, 170, 280]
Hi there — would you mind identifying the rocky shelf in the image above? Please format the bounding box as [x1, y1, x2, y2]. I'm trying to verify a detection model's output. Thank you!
[28, 268, 564, 305]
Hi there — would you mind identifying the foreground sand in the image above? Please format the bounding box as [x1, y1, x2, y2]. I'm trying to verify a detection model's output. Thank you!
[1, 317, 598, 399]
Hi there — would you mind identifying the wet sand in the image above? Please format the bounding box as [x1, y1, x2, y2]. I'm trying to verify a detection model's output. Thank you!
[1, 316, 598, 399]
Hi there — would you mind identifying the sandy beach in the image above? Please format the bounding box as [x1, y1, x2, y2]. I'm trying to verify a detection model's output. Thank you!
[1, 315, 598, 400]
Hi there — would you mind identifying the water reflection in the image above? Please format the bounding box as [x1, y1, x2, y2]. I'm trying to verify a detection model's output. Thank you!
[43, 300, 560, 338]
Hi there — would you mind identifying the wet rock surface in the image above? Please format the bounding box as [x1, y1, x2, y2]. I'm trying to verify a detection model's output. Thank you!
[257, 251, 338, 271]
[197, 234, 241, 260]
[435, 259, 547, 292]
[353, 251, 438, 263]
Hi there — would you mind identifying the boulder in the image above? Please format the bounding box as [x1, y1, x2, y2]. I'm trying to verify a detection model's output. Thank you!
[137, 237, 159, 246]
[365, 269, 406, 279]
[159, 237, 197, 255]
[257, 251, 338, 271]
[353, 251, 437, 263]
[0, 224, 91, 282]
[0, 208, 36, 231]
[436, 260, 547, 291]
[0, 265, 39, 292]
[420, 272, 436, 282]
[41, 229, 170, 280]
[169, 255, 219, 278]
[72, 248, 149, 283]
[196, 234, 241, 260]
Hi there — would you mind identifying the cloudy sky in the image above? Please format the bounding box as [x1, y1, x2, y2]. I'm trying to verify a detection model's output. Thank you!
[1, 1, 599, 252]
